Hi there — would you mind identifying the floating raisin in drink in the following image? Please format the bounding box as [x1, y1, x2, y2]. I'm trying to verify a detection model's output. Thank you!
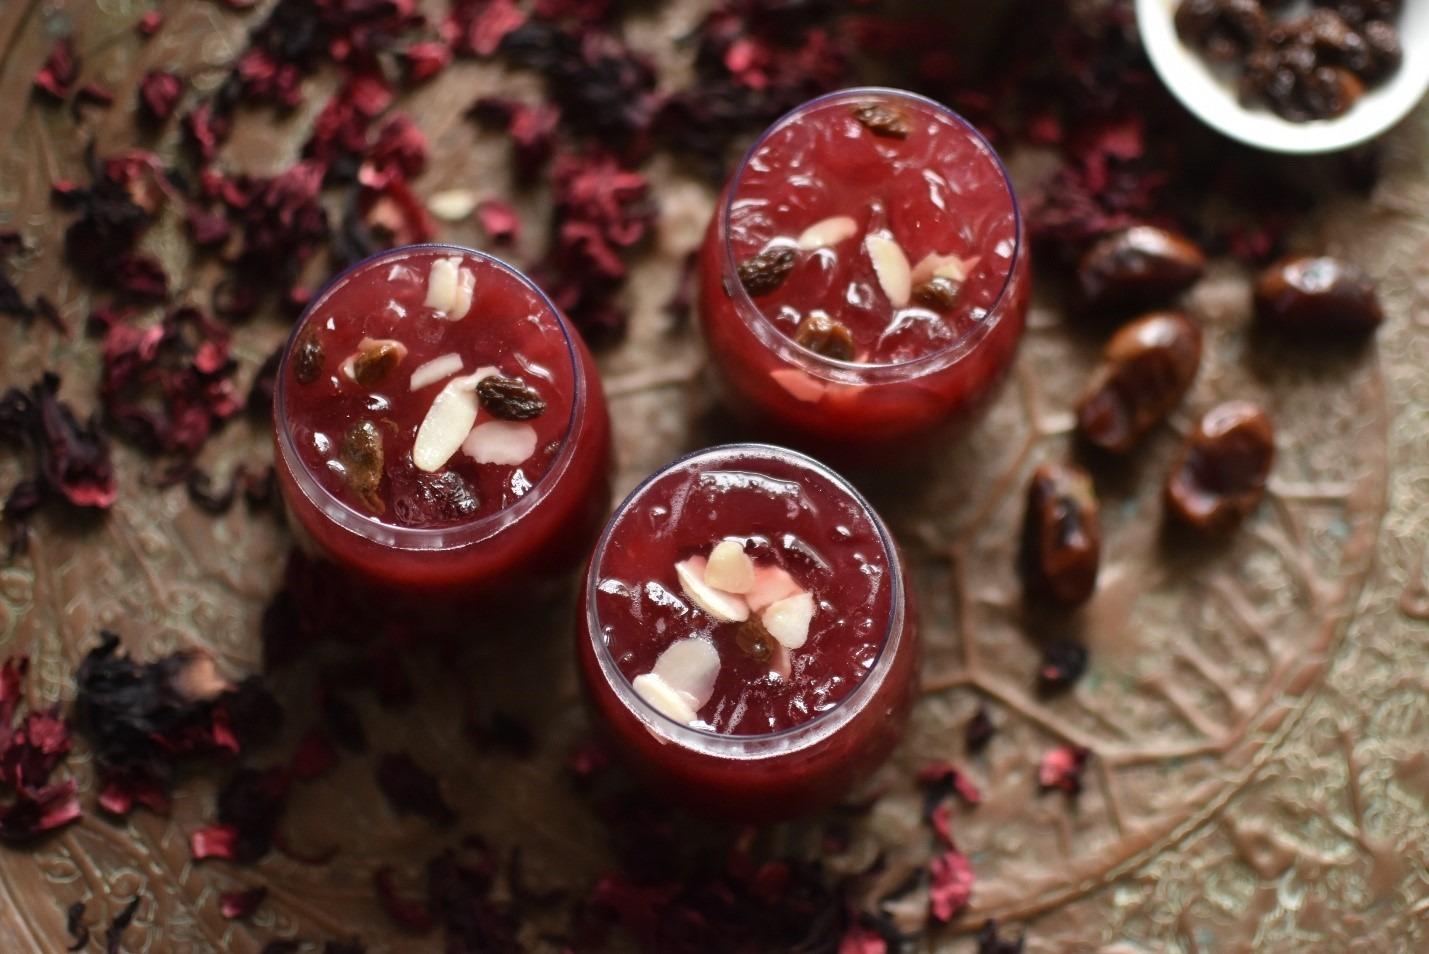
[476, 376, 547, 420]
[793, 311, 855, 361]
[341, 420, 385, 514]
[1019, 462, 1101, 606]
[1077, 311, 1202, 453]
[737, 246, 797, 296]
[294, 333, 324, 384]
[579, 444, 917, 821]
[700, 88, 1029, 459]
[273, 245, 611, 603]
[1166, 401, 1275, 535]
[850, 101, 912, 138]
[1253, 254, 1383, 336]
[1077, 227, 1206, 314]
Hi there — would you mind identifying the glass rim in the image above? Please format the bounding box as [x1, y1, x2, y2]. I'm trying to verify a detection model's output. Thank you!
[583, 442, 908, 756]
[719, 86, 1025, 381]
[273, 243, 587, 551]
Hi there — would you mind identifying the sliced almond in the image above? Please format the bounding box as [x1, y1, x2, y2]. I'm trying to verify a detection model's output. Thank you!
[631, 673, 698, 723]
[704, 539, 755, 594]
[412, 372, 481, 472]
[865, 233, 912, 307]
[760, 591, 815, 649]
[651, 636, 721, 710]
[770, 368, 827, 403]
[675, 557, 750, 623]
[410, 352, 464, 391]
[911, 251, 980, 286]
[461, 420, 537, 465]
[797, 215, 858, 250]
[768, 643, 792, 681]
[745, 565, 802, 613]
[424, 256, 476, 319]
[425, 256, 461, 313]
[428, 189, 478, 222]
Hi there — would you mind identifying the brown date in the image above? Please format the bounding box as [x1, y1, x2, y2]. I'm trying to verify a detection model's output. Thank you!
[1253, 254, 1382, 336]
[1166, 401, 1275, 535]
[1019, 462, 1101, 606]
[1077, 226, 1207, 313]
[794, 310, 855, 361]
[1076, 311, 1203, 454]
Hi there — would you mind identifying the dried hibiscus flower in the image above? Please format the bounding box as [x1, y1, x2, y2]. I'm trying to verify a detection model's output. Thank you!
[0, 373, 117, 557]
[33, 37, 80, 102]
[74, 632, 280, 817]
[0, 656, 80, 843]
[927, 847, 974, 923]
[1038, 745, 1092, 796]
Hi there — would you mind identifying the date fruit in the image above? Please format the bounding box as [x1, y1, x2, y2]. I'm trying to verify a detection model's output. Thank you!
[1020, 462, 1101, 606]
[1166, 401, 1275, 535]
[1077, 226, 1207, 313]
[1254, 254, 1382, 336]
[794, 310, 856, 361]
[737, 246, 797, 296]
[1077, 311, 1202, 453]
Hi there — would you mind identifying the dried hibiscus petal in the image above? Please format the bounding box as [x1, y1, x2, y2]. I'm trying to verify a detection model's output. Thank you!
[219, 887, 267, 919]
[1038, 745, 1091, 795]
[928, 848, 974, 923]
[33, 37, 79, 101]
[737, 246, 796, 296]
[138, 71, 184, 124]
[376, 752, 455, 825]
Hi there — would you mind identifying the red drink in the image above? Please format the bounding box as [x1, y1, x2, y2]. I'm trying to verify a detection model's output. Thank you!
[699, 87, 1029, 458]
[274, 245, 611, 606]
[577, 444, 917, 820]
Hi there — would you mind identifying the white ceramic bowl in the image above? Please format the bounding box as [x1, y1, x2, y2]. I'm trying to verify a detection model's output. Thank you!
[1137, 0, 1429, 154]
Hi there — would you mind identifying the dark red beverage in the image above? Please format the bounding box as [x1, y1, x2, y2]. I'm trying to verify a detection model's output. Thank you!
[274, 245, 611, 606]
[699, 88, 1029, 459]
[577, 444, 917, 820]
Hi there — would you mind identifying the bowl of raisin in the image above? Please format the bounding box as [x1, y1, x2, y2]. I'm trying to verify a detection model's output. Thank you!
[1137, 0, 1429, 152]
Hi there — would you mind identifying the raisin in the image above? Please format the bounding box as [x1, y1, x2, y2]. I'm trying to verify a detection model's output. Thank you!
[1077, 226, 1206, 313]
[737, 246, 796, 297]
[341, 420, 384, 514]
[851, 101, 912, 139]
[912, 276, 963, 312]
[391, 471, 480, 527]
[476, 376, 547, 420]
[1076, 311, 1203, 453]
[1357, 20, 1402, 82]
[793, 310, 855, 361]
[351, 339, 405, 387]
[293, 333, 324, 384]
[735, 618, 775, 663]
[1166, 402, 1275, 535]
[1175, 0, 1267, 62]
[1253, 254, 1382, 336]
[1019, 462, 1101, 606]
